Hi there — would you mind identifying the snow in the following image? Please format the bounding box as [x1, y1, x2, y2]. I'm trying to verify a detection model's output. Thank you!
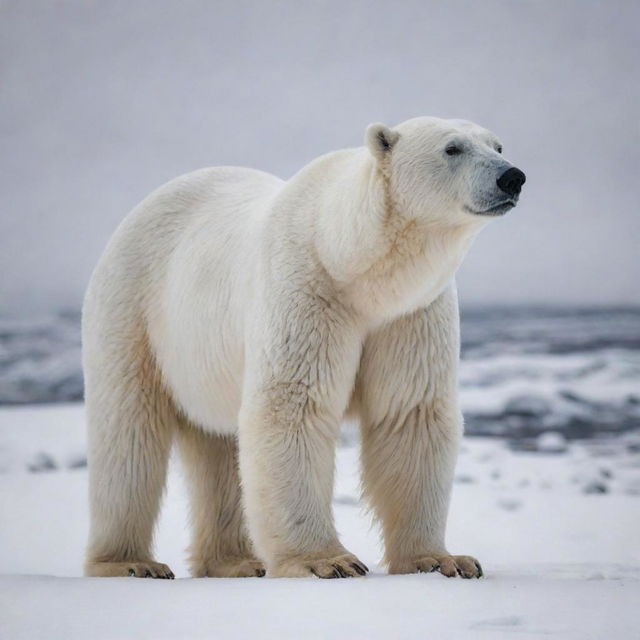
[1, 403, 639, 638]
[3, 569, 638, 640]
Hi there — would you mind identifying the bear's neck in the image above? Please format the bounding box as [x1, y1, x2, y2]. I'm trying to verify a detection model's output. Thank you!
[314, 149, 483, 324]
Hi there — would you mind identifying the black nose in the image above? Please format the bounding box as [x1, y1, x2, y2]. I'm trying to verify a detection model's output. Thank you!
[496, 167, 526, 198]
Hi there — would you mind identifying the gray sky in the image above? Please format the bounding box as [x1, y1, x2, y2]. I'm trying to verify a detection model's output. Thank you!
[1, 0, 639, 315]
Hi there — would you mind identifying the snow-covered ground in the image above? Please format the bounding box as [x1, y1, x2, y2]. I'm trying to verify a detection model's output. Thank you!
[1, 404, 639, 639]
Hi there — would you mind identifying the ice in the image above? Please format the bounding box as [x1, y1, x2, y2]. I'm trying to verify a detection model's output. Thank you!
[535, 431, 568, 453]
[0, 312, 83, 405]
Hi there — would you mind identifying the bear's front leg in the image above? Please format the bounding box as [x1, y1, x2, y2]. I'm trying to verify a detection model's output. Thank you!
[238, 291, 368, 578]
[357, 285, 483, 579]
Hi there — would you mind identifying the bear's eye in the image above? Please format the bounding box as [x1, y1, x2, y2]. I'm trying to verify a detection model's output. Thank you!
[446, 145, 462, 156]
[496, 145, 503, 154]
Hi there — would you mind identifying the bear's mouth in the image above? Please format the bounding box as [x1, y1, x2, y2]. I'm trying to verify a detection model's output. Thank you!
[464, 200, 517, 217]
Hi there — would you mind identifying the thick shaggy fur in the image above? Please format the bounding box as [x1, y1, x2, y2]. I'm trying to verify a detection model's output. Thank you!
[83, 117, 521, 579]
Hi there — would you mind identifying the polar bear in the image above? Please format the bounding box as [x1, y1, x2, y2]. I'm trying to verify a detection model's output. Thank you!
[83, 117, 525, 580]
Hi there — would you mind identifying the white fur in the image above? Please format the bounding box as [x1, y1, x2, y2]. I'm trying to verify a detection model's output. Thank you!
[83, 116, 519, 579]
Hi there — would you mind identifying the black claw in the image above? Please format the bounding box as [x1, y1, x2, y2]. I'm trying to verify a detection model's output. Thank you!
[430, 564, 440, 573]
[475, 563, 483, 578]
[168, 572, 175, 579]
[310, 567, 337, 579]
[333, 564, 347, 578]
[144, 569, 152, 578]
[456, 567, 475, 579]
[128, 569, 135, 577]
[351, 562, 366, 576]
[256, 569, 266, 577]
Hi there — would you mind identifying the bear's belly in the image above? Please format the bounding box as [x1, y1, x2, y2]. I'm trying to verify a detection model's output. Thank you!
[147, 241, 252, 434]
[145, 212, 262, 435]
[150, 311, 246, 435]
[143, 169, 278, 434]
[166, 358, 244, 435]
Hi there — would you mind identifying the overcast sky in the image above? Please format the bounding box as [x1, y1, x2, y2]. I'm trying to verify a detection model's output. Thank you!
[1, 0, 638, 316]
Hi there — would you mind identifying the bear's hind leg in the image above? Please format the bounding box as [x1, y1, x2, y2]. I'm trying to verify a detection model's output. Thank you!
[84, 334, 175, 579]
[176, 422, 265, 578]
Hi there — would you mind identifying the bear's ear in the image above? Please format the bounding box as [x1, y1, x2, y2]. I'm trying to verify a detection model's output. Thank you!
[365, 123, 400, 161]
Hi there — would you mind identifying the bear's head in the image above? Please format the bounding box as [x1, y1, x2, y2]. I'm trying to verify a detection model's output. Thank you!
[365, 117, 525, 224]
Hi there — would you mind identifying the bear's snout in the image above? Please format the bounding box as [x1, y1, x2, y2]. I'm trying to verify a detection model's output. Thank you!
[496, 167, 526, 199]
